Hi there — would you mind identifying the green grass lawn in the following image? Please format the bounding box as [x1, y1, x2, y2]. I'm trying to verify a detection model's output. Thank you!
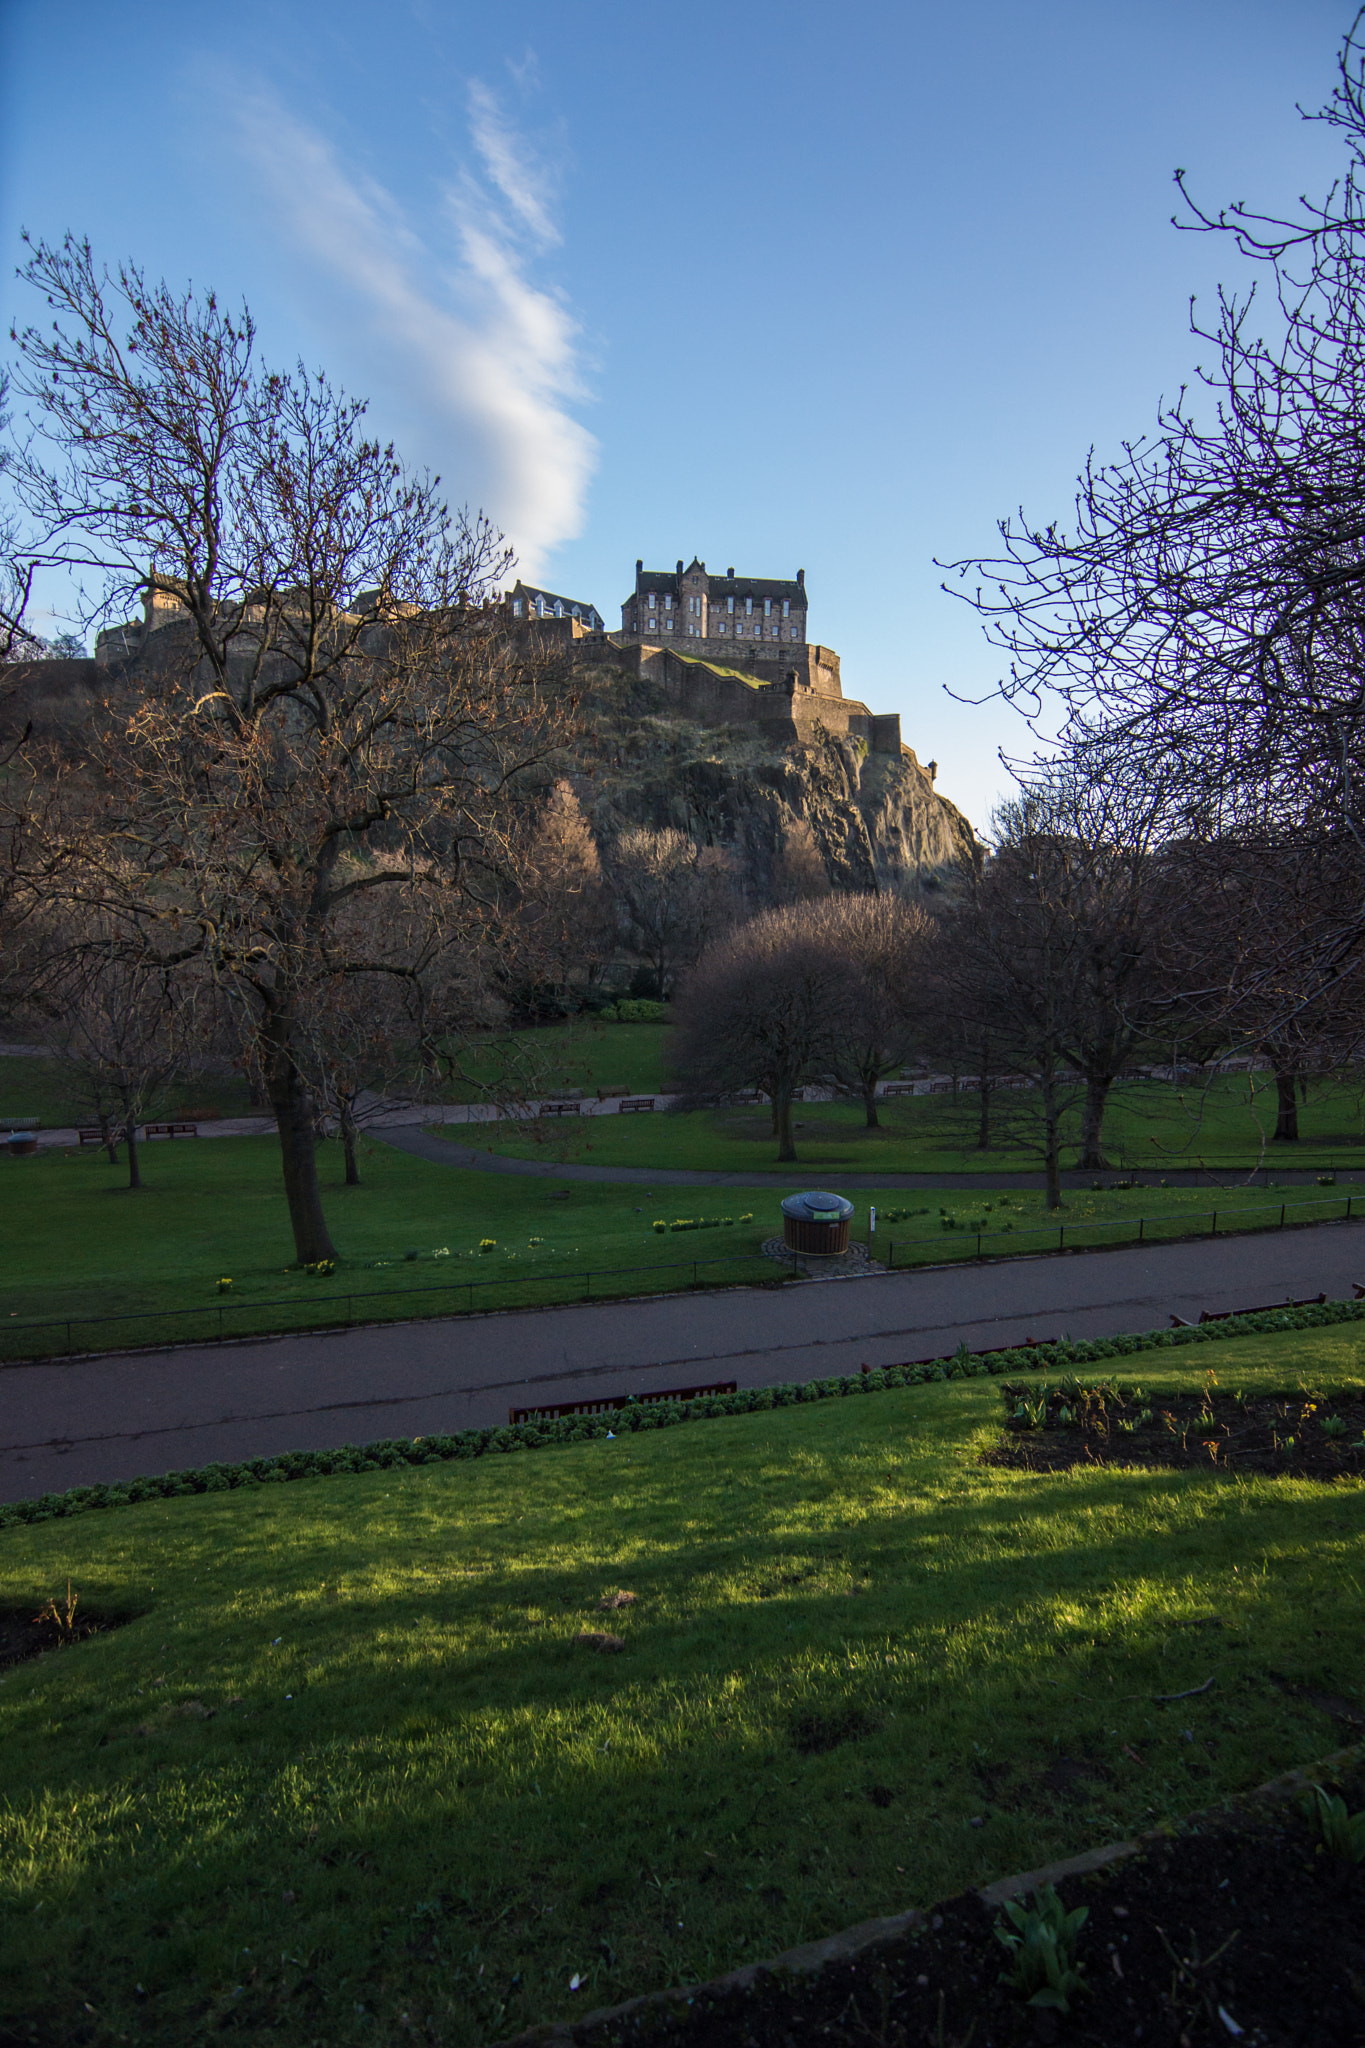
[2, 1328, 1361, 2045]
[0, 1053, 258, 1132]
[1, 1137, 1359, 1361]
[0, 1138, 784, 1357]
[474, 1067, 1365, 1175]
[441, 1017, 671, 1104]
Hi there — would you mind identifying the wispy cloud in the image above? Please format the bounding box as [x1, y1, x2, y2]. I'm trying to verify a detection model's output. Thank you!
[232, 82, 594, 582]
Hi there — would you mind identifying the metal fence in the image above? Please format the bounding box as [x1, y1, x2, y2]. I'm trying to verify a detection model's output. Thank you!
[883, 1190, 1360, 1268]
[0, 1249, 785, 1364]
[5, 1190, 1360, 1366]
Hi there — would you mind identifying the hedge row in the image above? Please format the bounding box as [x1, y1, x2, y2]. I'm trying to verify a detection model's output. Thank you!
[3, 1296, 1362, 1533]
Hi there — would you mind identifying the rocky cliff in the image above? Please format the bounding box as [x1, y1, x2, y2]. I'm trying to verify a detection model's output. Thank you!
[562, 656, 978, 904]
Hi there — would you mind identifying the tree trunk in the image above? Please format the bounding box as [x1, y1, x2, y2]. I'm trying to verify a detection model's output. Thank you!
[341, 1101, 361, 1186]
[864, 1080, 880, 1128]
[98, 1108, 118, 1166]
[1042, 1076, 1063, 1212]
[121, 1092, 142, 1191]
[775, 1090, 798, 1163]
[1274, 1066, 1299, 1141]
[1078, 1074, 1112, 1170]
[264, 1025, 338, 1263]
[976, 1079, 990, 1151]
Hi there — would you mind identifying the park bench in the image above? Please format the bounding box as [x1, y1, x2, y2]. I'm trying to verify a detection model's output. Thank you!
[77, 1127, 109, 1147]
[619, 1096, 655, 1113]
[596, 1084, 629, 1100]
[539, 1100, 581, 1117]
[144, 1121, 198, 1140]
[881, 1081, 917, 1097]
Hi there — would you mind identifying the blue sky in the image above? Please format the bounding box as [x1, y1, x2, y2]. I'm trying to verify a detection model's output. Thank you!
[0, 0, 1351, 830]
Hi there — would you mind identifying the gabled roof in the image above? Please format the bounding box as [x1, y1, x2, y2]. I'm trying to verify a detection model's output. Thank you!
[510, 580, 603, 627]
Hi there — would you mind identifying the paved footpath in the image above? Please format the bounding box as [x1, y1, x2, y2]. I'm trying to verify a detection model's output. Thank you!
[4, 1219, 1365, 1504]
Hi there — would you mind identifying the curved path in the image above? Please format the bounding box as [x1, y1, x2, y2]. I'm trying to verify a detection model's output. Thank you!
[4, 1214, 1365, 1504]
[383, 1123, 1365, 1193]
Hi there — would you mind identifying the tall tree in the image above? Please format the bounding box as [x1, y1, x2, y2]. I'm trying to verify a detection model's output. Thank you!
[670, 905, 845, 1162]
[607, 827, 737, 998]
[8, 236, 565, 1262]
[802, 892, 933, 1126]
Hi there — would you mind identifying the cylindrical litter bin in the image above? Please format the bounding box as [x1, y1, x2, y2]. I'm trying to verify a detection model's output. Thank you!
[781, 1190, 854, 1256]
[6, 1132, 37, 1157]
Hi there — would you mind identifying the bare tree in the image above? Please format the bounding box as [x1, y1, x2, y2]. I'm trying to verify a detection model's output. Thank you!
[801, 893, 934, 1125]
[511, 778, 615, 1016]
[942, 12, 1365, 1041]
[7, 237, 567, 1263]
[670, 906, 846, 1162]
[0, 370, 38, 669]
[37, 941, 198, 1187]
[607, 826, 738, 998]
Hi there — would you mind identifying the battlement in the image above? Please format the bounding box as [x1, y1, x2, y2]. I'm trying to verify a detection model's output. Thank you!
[574, 635, 902, 756]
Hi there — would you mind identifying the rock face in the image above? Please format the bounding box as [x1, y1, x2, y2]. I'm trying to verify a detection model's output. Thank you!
[564, 657, 977, 905]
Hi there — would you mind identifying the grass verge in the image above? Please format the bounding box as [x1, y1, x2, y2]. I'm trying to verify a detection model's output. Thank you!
[1, 1322, 1362, 2045]
[474, 1071, 1365, 1175]
[3, 1136, 1363, 1361]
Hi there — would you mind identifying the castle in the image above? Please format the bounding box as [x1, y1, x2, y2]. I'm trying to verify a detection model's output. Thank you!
[86, 555, 922, 770]
[620, 557, 807, 657]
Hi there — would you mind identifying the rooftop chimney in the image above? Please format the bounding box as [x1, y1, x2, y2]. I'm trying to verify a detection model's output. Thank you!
[797, 569, 805, 587]
[676, 559, 684, 575]
[727, 566, 734, 578]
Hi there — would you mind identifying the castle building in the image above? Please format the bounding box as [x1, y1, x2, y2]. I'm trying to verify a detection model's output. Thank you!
[508, 580, 604, 631]
[620, 558, 807, 658]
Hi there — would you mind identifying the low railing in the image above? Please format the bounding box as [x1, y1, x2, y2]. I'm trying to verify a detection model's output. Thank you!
[882, 1190, 1361, 1268]
[0, 1250, 786, 1364]
[5, 1190, 1361, 1366]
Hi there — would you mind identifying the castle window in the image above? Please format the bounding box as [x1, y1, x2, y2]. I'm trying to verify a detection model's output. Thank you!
[783, 599, 790, 618]
[648, 617, 656, 631]
[745, 597, 753, 615]
[727, 597, 734, 613]
[764, 598, 772, 616]
[511, 598, 522, 617]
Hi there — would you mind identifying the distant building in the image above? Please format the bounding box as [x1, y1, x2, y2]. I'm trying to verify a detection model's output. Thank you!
[619, 557, 807, 659]
[508, 580, 604, 631]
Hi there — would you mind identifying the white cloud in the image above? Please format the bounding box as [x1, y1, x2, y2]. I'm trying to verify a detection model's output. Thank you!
[466, 79, 560, 248]
[232, 85, 595, 583]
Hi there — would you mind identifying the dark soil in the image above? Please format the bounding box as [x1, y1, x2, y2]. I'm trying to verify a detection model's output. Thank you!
[982, 1381, 1365, 1482]
[532, 1764, 1365, 2046]
[0, 1594, 132, 1669]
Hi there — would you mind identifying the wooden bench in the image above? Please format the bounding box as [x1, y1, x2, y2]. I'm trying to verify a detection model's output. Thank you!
[78, 1127, 109, 1148]
[539, 1101, 581, 1117]
[881, 1081, 917, 1097]
[144, 1121, 197, 1140]
[619, 1096, 655, 1113]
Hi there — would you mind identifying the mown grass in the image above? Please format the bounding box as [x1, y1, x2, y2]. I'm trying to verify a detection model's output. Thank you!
[0, 1139, 784, 1356]
[2, 1137, 1360, 1361]
[1, 1329, 1362, 2045]
[0, 1053, 257, 1132]
[0, 1021, 671, 1132]
[478, 1070, 1365, 1175]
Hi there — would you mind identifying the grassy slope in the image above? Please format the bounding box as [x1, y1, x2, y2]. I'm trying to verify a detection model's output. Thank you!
[1, 1139, 1358, 1358]
[0, 1054, 257, 1131]
[1, 1331, 1361, 2044]
[475, 1065, 1365, 1174]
